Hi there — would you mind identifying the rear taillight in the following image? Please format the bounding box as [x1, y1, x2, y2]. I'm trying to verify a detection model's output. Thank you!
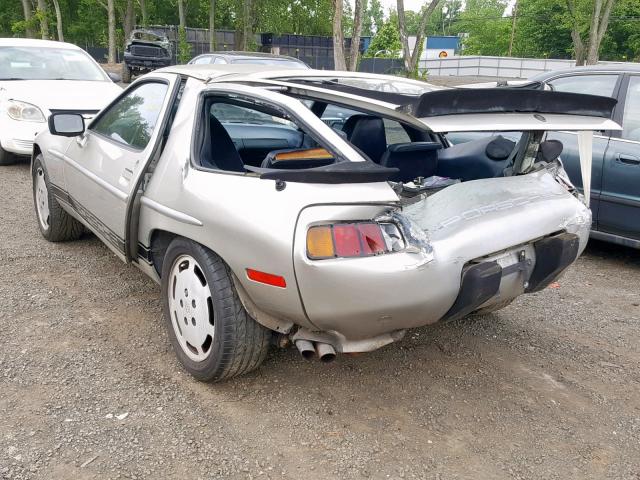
[307, 222, 404, 260]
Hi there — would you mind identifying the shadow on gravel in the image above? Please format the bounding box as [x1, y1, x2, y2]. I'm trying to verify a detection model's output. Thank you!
[585, 238, 640, 268]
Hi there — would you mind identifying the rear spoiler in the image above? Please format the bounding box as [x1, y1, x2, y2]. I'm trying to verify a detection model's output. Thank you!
[400, 88, 617, 119]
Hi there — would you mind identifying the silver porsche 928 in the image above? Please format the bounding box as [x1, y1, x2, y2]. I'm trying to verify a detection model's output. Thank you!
[31, 65, 620, 382]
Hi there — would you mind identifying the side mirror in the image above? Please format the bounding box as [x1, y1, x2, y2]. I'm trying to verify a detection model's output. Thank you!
[48, 113, 85, 137]
[107, 72, 122, 83]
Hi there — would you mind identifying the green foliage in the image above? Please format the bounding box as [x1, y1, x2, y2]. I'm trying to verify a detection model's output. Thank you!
[457, 0, 511, 56]
[1, 0, 638, 64]
[512, 0, 573, 59]
[365, 17, 401, 57]
[362, 0, 384, 36]
[177, 25, 192, 63]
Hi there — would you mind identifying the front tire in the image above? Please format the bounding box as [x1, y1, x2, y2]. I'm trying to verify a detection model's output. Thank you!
[0, 144, 16, 166]
[32, 155, 84, 242]
[161, 238, 271, 382]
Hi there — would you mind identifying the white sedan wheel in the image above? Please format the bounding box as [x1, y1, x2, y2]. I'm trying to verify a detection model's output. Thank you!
[167, 254, 215, 362]
[35, 167, 50, 231]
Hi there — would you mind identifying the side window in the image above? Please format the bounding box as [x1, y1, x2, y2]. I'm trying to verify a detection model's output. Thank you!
[321, 105, 360, 130]
[384, 119, 411, 144]
[548, 74, 618, 97]
[213, 57, 226, 64]
[621, 76, 640, 142]
[92, 82, 168, 150]
[193, 56, 212, 65]
[211, 103, 297, 129]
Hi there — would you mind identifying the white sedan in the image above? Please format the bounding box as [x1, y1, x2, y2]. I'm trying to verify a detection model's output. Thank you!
[0, 38, 122, 165]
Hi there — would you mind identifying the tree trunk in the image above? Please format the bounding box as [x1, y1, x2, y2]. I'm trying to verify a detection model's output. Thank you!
[408, 0, 441, 75]
[348, 0, 364, 71]
[107, 0, 116, 63]
[571, 28, 586, 65]
[508, 0, 518, 57]
[52, 0, 63, 41]
[241, 0, 252, 50]
[566, 0, 586, 66]
[21, 0, 35, 38]
[138, 0, 148, 26]
[332, 0, 346, 70]
[178, 0, 186, 29]
[209, 0, 215, 51]
[586, 0, 616, 64]
[396, 0, 411, 72]
[36, 0, 49, 40]
[123, 0, 135, 42]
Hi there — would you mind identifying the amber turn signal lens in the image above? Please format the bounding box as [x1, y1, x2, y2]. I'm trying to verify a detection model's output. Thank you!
[307, 226, 335, 259]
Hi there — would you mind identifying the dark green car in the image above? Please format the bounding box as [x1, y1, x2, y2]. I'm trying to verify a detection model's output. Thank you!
[450, 65, 640, 249]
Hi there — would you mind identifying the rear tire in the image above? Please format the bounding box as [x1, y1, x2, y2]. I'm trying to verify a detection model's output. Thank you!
[0, 144, 16, 166]
[161, 238, 271, 382]
[32, 155, 84, 242]
[121, 63, 132, 83]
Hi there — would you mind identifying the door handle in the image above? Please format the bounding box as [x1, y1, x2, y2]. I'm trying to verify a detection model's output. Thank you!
[616, 154, 640, 165]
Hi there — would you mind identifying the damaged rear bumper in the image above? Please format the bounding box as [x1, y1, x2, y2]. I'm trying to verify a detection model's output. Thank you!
[292, 171, 590, 344]
[442, 232, 579, 322]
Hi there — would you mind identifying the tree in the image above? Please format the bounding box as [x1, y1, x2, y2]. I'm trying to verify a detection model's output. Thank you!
[51, 0, 64, 41]
[397, 0, 443, 76]
[121, 0, 135, 45]
[107, 0, 116, 63]
[332, 0, 346, 69]
[209, 0, 215, 51]
[457, 0, 511, 56]
[36, 0, 49, 39]
[365, 16, 402, 57]
[20, 0, 35, 38]
[348, 0, 364, 71]
[566, 0, 617, 65]
[362, 0, 384, 36]
[177, 0, 192, 61]
[138, 0, 149, 26]
[513, 0, 572, 59]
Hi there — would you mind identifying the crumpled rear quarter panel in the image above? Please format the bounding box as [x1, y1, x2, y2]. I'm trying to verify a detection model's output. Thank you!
[293, 170, 591, 340]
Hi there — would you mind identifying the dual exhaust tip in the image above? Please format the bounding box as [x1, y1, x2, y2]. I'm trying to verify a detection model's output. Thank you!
[295, 339, 336, 363]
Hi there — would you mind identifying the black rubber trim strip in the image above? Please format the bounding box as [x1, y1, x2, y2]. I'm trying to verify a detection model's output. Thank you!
[441, 261, 502, 322]
[256, 160, 399, 184]
[287, 80, 617, 119]
[525, 232, 580, 293]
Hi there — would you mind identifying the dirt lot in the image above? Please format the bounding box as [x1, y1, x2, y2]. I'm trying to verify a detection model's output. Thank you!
[1, 159, 640, 480]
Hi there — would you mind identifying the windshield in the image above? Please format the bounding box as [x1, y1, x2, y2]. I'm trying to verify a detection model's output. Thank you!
[0, 46, 108, 81]
[131, 31, 165, 42]
[230, 58, 308, 69]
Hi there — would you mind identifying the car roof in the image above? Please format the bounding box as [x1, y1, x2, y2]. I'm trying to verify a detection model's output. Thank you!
[192, 51, 305, 63]
[531, 63, 640, 80]
[157, 63, 307, 80]
[157, 64, 441, 89]
[0, 38, 82, 50]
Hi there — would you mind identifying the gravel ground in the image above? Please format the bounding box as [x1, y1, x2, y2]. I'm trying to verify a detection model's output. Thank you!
[2, 154, 640, 478]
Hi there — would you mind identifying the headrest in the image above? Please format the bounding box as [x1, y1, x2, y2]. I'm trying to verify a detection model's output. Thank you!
[485, 135, 516, 161]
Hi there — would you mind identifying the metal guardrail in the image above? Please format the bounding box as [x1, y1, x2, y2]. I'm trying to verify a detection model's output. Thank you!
[419, 55, 637, 79]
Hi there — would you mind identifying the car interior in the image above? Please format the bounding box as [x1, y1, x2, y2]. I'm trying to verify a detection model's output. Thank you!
[197, 95, 562, 185]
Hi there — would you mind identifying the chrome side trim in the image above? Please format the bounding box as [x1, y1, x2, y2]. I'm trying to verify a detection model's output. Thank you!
[590, 230, 640, 249]
[48, 148, 128, 202]
[140, 196, 203, 226]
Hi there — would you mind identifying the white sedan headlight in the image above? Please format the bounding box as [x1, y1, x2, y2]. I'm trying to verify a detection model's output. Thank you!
[6, 100, 46, 122]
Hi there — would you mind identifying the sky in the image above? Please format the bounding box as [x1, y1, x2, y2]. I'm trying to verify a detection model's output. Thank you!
[379, 0, 425, 12]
